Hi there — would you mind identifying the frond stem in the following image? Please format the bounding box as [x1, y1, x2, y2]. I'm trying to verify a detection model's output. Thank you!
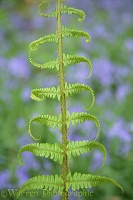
[56, 0, 69, 199]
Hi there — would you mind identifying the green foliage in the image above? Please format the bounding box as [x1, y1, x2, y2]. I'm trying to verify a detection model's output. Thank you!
[66, 172, 124, 192]
[17, 0, 124, 199]
[28, 111, 100, 140]
[16, 174, 63, 198]
[17, 171, 123, 198]
[31, 82, 94, 107]
[18, 140, 106, 166]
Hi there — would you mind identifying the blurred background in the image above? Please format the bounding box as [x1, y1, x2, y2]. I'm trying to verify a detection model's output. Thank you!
[0, 0, 133, 199]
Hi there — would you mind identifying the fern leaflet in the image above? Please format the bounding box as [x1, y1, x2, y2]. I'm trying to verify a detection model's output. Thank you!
[67, 140, 106, 167]
[29, 111, 100, 140]
[17, 174, 63, 198]
[18, 143, 63, 164]
[66, 172, 124, 193]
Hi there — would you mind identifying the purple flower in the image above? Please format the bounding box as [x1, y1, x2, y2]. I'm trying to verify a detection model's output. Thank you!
[80, 120, 98, 140]
[0, 170, 11, 189]
[21, 152, 40, 170]
[91, 24, 108, 39]
[11, 15, 25, 30]
[108, 118, 131, 142]
[43, 161, 52, 175]
[98, 0, 124, 10]
[16, 166, 29, 186]
[115, 65, 130, 82]
[21, 87, 31, 101]
[68, 133, 84, 141]
[93, 57, 114, 86]
[0, 57, 7, 69]
[91, 150, 110, 171]
[116, 84, 130, 101]
[17, 118, 26, 129]
[8, 55, 31, 78]
[103, 110, 115, 121]
[17, 134, 33, 147]
[66, 64, 90, 84]
[91, 150, 104, 171]
[69, 103, 83, 114]
[125, 39, 133, 52]
[16, 152, 40, 186]
[96, 89, 112, 105]
[39, 75, 58, 87]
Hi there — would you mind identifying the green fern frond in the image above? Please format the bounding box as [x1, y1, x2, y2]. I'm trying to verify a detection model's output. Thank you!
[18, 143, 63, 165]
[65, 82, 94, 110]
[29, 56, 59, 70]
[66, 172, 124, 193]
[38, 2, 85, 21]
[30, 26, 90, 52]
[29, 111, 100, 139]
[61, 5, 85, 22]
[31, 86, 60, 101]
[29, 53, 92, 72]
[62, 26, 91, 42]
[28, 114, 59, 140]
[31, 83, 94, 110]
[63, 54, 92, 78]
[17, 174, 63, 198]
[17, 0, 124, 198]
[70, 112, 100, 139]
[38, 1, 57, 18]
[30, 32, 57, 51]
[67, 140, 106, 167]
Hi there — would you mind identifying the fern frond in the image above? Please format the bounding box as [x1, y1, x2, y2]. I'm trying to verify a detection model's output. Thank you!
[38, 1, 57, 18]
[31, 86, 60, 101]
[29, 112, 100, 139]
[67, 140, 106, 167]
[65, 82, 94, 109]
[29, 53, 92, 72]
[28, 114, 59, 140]
[18, 143, 63, 165]
[63, 54, 92, 78]
[62, 26, 91, 42]
[66, 172, 124, 193]
[30, 26, 90, 51]
[70, 112, 100, 140]
[29, 29, 91, 70]
[61, 5, 85, 22]
[30, 32, 57, 51]
[31, 83, 94, 110]
[17, 174, 63, 198]
[38, 3, 85, 22]
[29, 56, 60, 70]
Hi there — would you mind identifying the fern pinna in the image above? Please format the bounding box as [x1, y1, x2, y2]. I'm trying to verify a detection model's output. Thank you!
[17, 0, 123, 199]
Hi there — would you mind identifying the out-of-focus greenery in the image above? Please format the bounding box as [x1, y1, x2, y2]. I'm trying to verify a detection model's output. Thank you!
[0, 0, 133, 200]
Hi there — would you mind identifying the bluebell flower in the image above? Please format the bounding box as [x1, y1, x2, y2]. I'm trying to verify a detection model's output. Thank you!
[66, 64, 90, 84]
[21, 87, 31, 101]
[96, 90, 113, 105]
[19, 152, 40, 171]
[125, 39, 133, 52]
[17, 118, 26, 129]
[68, 133, 84, 142]
[115, 66, 130, 83]
[116, 84, 130, 101]
[0, 170, 11, 189]
[16, 166, 29, 186]
[8, 55, 31, 79]
[93, 57, 114, 87]
[108, 118, 131, 142]
[91, 150, 104, 171]
[17, 134, 33, 147]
